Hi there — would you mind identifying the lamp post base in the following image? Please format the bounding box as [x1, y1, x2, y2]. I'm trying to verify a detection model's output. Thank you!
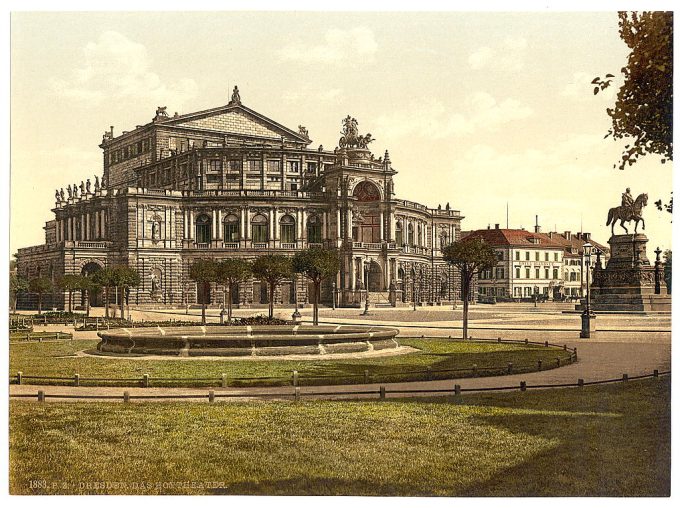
[580, 311, 596, 338]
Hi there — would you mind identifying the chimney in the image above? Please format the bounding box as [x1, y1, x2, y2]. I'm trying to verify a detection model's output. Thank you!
[576, 232, 582, 240]
[564, 231, 571, 240]
[583, 232, 591, 242]
[495, 224, 500, 229]
[534, 215, 541, 233]
[487, 224, 491, 229]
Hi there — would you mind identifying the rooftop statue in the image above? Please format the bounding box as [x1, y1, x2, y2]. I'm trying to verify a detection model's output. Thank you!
[67, 185, 72, 199]
[606, 188, 648, 235]
[338, 116, 374, 149]
[230, 86, 241, 105]
[94, 175, 100, 190]
[154, 106, 168, 121]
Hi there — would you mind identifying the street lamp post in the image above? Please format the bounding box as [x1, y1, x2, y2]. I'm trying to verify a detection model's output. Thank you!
[362, 261, 370, 315]
[580, 242, 595, 338]
[331, 281, 337, 310]
[291, 273, 301, 323]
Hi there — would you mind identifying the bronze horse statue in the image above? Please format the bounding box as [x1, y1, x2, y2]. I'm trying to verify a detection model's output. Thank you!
[606, 193, 648, 235]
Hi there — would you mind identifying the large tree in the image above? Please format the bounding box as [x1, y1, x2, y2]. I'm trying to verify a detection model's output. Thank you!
[10, 273, 29, 312]
[215, 258, 252, 323]
[189, 259, 218, 325]
[111, 266, 141, 321]
[28, 277, 54, 315]
[91, 267, 116, 319]
[442, 238, 497, 340]
[292, 248, 340, 326]
[593, 11, 673, 175]
[663, 249, 672, 293]
[56, 274, 83, 314]
[252, 255, 293, 319]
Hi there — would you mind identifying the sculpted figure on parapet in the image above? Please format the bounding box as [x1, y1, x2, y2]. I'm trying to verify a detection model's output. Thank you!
[67, 185, 72, 199]
[94, 176, 100, 190]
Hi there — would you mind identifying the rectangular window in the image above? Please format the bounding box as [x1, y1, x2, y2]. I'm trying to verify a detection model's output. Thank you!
[267, 160, 281, 173]
[525, 252, 530, 261]
[554, 252, 559, 261]
[247, 160, 262, 173]
[515, 251, 520, 261]
[535, 252, 540, 261]
[306, 162, 317, 173]
[252, 224, 268, 243]
[525, 268, 530, 279]
[535, 268, 540, 279]
[496, 268, 504, 279]
[545, 252, 549, 261]
[515, 267, 520, 278]
[288, 161, 300, 172]
[545, 268, 550, 279]
[208, 160, 222, 172]
[553, 268, 559, 279]
[228, 160, 242, 172]
[206, 174, 221, 184]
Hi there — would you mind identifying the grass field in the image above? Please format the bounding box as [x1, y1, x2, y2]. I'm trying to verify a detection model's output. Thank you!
[9, 338, 572, 387]
[9, 377, 670, 496]
[10, 331, 73, 341]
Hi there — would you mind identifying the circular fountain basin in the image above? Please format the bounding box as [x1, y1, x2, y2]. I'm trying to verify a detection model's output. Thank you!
[96, 325, 400, 357]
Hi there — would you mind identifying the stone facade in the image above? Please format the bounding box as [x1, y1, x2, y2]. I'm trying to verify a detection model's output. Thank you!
[16, 89, 464, 310]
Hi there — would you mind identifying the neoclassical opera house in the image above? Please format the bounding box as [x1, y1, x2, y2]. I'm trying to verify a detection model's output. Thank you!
[15, 87, 464, 310]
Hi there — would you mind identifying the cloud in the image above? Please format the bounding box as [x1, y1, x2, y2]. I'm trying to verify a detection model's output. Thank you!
[561, 71, 618, 101]
[374, 92, 533, 141]
[49, 31, 198, 106]
[278, 27, 377, 64]
[468, 37, 528, 72]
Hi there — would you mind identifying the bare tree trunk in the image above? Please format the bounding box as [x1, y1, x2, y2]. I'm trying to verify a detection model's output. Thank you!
[37, 294, 42, 315]
[462, 270, 469, 339]
[104, 287, 109, 319]
[201, 304, 206, 325]
[68, 290, 73, 313]
[118, 286, 125, 321]
[313, 280, 320, 326]
[227, 284, 233, 323]
[85, 290, 90, 318]
[269, 282, 275, 319]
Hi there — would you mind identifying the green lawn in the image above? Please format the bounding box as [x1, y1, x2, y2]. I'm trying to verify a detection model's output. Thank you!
[9, 377, 670, 495]
[10, 338, 572, 387]
[10, 331, 73, 341]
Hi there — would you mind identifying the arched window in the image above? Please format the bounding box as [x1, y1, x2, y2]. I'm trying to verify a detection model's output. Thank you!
[280, 215, 296, 244]
[407, 223, 414, 247]
[195, 214, 212, 244]
[307, 215, 322, 244]
[395, 221, 403, 246]
[223, 214, 239, 242]
[251, 214, 268, 243]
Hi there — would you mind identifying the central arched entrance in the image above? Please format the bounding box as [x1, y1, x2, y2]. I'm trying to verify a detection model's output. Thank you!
[366, 260, 383, 292]
[352, 180, 381, 243]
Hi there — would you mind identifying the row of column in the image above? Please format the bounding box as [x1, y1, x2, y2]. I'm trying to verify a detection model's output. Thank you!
[56, 210, 106, 242]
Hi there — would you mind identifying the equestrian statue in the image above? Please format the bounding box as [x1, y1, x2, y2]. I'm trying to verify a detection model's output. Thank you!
[606, 188, 648, 235]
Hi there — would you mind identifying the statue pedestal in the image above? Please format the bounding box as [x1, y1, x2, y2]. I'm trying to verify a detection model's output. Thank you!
[584, 234, 670, 313]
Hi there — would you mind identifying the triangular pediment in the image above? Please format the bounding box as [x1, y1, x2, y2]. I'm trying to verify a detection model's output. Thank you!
[163, 104, 309, 143]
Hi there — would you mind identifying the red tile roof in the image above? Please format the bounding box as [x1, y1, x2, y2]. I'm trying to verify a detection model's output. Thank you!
[462, 229, 564, 248]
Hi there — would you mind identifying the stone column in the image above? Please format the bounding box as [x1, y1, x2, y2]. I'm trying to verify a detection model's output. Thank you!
[216, 209, 222, 240]
[347, 208, 353, 241]
[350, 258, 356, 290]
[301, 209, 307, 244]
[188, 210, 194, 240]
[183, 210, 187, 239]
[322, 211, 328, 241]
[244, 208, 250, 241]
[379, 211, 384, 242]
[212, 209, 218, 241]
[272, 207, 278, 241]
[240, 208, 246, 240]
[336, 209, 341, 239]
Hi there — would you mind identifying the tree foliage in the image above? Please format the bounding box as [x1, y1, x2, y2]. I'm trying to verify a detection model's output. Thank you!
[663, 249, 672, 293]
[10, 273, 29, 311]
[252, 255, 293, 319]
[92, 267, 116, 318]
[56, 274, 84, 313]
[443, 238, 497, 339]
[215, 259, 252, 322]
[593, 11, 673, 170]
[28, 276, 54, 315]
[293, 248, 340, 325]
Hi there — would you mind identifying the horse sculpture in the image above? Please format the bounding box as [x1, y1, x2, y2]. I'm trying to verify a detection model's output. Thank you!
[606, 193, 648, 235]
